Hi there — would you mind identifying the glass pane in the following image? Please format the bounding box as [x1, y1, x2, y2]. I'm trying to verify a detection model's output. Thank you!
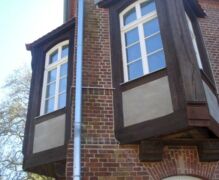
[47, 69, 57, 83]
[60, 63, 68, 77]
[143, 18, 159, 37]
[124, 8, 137, 25]
[49, 50, 58, 64]
[61, 45, 69, 58]
[148, 51, 166, 72]
[141, 0, 156, 16]
[59, 78, 67, 93]
[58, 93, 66, 109]
[128, 60, 143, 80]
[126, 43, 141, 63]
[145, 34, 163, 54]
[125, 28, 139, 46]
[45, 98, 54, 114]
[46, 82, 56, 98]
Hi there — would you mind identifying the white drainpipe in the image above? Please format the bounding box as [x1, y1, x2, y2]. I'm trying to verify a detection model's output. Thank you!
[73, 0, 84, 179]
[63, 0, 70, 22]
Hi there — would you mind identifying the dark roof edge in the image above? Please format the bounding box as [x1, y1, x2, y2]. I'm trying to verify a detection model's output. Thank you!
[26, 18, 75, 51]
[190, 0, 206, 18]
[95, 0, 117, 8]
[96, 0, 206, 17]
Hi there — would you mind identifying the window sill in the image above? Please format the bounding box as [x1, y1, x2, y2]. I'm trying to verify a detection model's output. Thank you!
[120, 68, 167, 91]
[35, 108, 66, 124]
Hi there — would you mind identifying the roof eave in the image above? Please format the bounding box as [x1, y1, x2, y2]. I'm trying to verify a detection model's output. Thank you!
[26, 18, 75, 51]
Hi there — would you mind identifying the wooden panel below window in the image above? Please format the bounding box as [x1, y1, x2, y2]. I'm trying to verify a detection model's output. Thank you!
[33, 114, 65, 153]
[122, 76, 173, 127]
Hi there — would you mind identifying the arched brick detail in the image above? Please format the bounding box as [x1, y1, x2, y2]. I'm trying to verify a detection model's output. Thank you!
[143, 146, 217, 180]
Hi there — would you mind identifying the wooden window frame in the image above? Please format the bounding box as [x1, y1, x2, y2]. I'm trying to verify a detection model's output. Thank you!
[41, 40, 69, 115]
[23, 19, 75, 174]
[105, 0, 218, 144]
[120, 0, 165, 82]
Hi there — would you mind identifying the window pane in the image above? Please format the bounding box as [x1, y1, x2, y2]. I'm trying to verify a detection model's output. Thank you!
[60, 63, 68, 77]
[124, 8, 137, 25]
[49, 50, 58, 64]
[125, 28, 139, 46]
[45, 98, 54, 114]
[128, 60, 143, 80]
[126, 43, 141, 63]
[59, 78, 67, 93]
[143, 18, 159, 37]
[47, 69, 57, 83]
[148, 51, 166, 72]
[145, 34, 163, 54]
[58, 93, 66, 109]
[46, 82, 56, 98]
[141, 0, 156, 16]
[61, 45, 69, 58]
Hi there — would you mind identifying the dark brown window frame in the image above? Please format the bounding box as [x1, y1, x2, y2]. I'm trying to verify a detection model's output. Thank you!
[23, 19, 75, 173]
[107, 0, 217, 143]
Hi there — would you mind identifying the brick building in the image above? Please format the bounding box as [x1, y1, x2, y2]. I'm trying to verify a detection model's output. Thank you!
[23, 0, 219, 179]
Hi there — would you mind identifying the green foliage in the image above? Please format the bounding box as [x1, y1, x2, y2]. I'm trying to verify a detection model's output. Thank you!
[0, 66, 53, 180]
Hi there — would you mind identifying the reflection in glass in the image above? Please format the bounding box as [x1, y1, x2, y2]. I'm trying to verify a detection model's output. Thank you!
[59, 78, 67, 93]
[124, 8, 137, 25]
[60, 63, 68, 77]
[61, 45, 69, 58]
[49, 50, 58, 64]
[145, 34, 163, 54]
[58, 93, 66, 109]
[45, 98, 54, 114]
[126, 43, 141, 63]
[46, 83, 56, 98]
[143, 18, 159, 37]
[125, 28, 139, 46]
[47, 69, 57, 83]
[148, 51, 166, 72]
[128, 60, 143, 80]
[141, 0, 156, 16]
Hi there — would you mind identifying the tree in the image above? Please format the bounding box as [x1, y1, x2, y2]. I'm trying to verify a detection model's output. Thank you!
[0, 66, 53, 180]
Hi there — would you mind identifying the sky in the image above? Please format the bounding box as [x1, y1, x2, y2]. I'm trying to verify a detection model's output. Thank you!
[0, 0, 63, 98]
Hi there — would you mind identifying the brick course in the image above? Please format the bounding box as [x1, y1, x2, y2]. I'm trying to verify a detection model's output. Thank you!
[199, 0, 219, 94]
[65, 0, 219, 179]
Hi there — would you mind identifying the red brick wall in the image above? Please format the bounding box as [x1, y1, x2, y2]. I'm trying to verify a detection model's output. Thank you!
[199, 0, 219, 95]
[65, 0, 219, 179]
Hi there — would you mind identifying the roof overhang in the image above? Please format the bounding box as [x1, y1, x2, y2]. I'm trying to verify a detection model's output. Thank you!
[95, 0, 206, 17]
[26, 18, 75, 51]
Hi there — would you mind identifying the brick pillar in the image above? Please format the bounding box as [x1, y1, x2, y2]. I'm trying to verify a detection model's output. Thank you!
[64, 0, 219, 179]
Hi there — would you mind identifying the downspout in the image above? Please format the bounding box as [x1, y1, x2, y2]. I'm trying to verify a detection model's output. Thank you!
[73, 0, 84, 180]
[63, 0, 70, 22]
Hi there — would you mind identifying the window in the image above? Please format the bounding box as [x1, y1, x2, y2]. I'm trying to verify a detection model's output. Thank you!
[120, 0, 166, 81]
[40, 40, 69, 115]
[186, 13, 203, 69]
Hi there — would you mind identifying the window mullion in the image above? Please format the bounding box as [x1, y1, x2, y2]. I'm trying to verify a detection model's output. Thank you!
[55, 65, 60, 110]
[40, 40, 69, 115]
[40, 70, 48, 115]
[121, 31, 129, 82]
[136, 3, 141, 19]
[138, 23, 149, 74]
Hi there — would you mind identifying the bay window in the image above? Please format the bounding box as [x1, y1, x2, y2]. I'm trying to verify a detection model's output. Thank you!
[120, 0, 166, 81]
[40, 40, 69, 115]
[23, 19, 74, 174]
